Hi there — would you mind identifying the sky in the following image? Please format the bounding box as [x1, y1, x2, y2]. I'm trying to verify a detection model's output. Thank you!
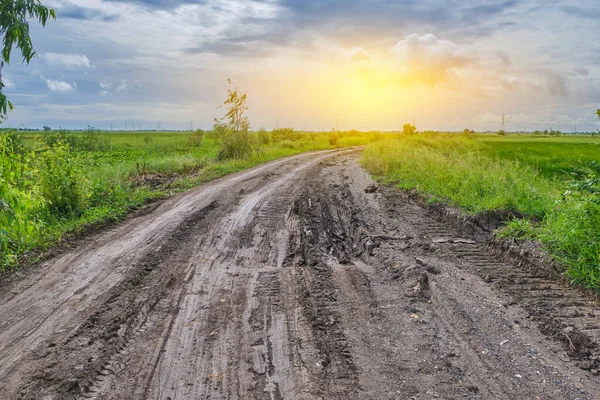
[2, 0, 600, 131]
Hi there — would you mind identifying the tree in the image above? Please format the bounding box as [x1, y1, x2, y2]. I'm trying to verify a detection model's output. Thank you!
[42, 125, 50, 131]
[0, 1, 55, 120]
[597, 109, 600, 120]
[213, 79, 253, 159]
[403, 123, 416, 135]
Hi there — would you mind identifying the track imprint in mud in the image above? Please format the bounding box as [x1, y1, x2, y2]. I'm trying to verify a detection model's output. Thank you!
[1, 149, 600, 399]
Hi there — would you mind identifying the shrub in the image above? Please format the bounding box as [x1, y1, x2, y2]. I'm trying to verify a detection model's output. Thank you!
[279, 139, 295, 149]
[403, 123, 416, 135]
[214, 79, 254, 160]
[37, 142, 90, 215]
[188, 129, 204, 147]
[78, 126, 111, 151]
[257, 127, 270, 145]
[0, 132, 42, 268]
[272, 127, 300, 142]
[329, 132, 338, 146]
[368, 131, 382, 142]
[41, 129, 76, 149]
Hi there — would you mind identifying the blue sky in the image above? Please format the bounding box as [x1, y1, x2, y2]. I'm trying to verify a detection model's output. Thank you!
[2, 0, 600, 131]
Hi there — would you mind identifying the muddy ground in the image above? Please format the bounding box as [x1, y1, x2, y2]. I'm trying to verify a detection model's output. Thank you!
[1, 149, 600, 399]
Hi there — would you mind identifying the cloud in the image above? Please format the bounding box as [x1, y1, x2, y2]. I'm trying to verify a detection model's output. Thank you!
[545, 72, 567, 97]
[43, 53, 90, 69]
[45, 78, 76, 92]
[98, 79, 132, 96]
[560, 5, 600, 19]
[3, 76, 15, 89]
[570, 67, 589, 76]
[59, 5, 120, 22]
[107, 0, 199, 9]
[347, 46, 370, 62]
[390, 34, 473, 84]
[462, 1, 519, 20]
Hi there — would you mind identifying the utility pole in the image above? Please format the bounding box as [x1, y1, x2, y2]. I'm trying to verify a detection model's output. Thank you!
[336, 117, 339, 132]
[125, 122, 128, 131]
[158, 121, 161, 131]
[500, 114, 505, 132]
[110, 123, 113, 131]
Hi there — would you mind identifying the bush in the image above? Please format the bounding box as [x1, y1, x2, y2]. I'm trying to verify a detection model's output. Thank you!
[214, 79, 254, 160]
[257, 128, 270, 145]
[403, 123, 416, 135]
[329, 132, 338, 146]
[188, 129, 204, 147]
[37, 142, 90, 215]
[78, 126, 111, 151]
[41, 129, 76, 149]
[0, 132, 42, 268]
[368, 131, 382, 142]
[272, 127, 300, 142]
[279, 139, 295, 149]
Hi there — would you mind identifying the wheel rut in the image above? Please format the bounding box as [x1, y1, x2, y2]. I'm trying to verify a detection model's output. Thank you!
[1, 150, 600, 399]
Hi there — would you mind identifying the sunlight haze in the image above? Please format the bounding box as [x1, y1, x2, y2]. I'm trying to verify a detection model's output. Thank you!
[3, 0, 600, 131]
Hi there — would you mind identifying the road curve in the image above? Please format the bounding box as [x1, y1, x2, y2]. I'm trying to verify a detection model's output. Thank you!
[1, 149, 600, 399]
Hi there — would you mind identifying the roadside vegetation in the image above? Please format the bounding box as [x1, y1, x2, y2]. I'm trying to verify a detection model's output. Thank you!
[0, 127, 376, 270]
[363, 133, 600, 290]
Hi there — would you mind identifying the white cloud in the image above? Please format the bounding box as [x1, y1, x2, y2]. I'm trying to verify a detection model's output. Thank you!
[46, 78, 76, 92]
[347, 46, 371, 63]
[99, 82, 112, 96]
[43, 53, 90, 69]
[389, 33, 473, 85]
[3, 76, 15, 89]
[98, 79, 131, 96]
[116, 80, 131, 93]
[390, 34, 471, 70]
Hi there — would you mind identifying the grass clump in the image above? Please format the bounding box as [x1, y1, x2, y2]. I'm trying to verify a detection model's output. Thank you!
[363, 135, 554, 216]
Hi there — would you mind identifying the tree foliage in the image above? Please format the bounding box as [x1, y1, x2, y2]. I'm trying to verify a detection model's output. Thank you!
[0, 0, 55, 119]
[213, 79, 254, 159]
[403, 123, 416, 135]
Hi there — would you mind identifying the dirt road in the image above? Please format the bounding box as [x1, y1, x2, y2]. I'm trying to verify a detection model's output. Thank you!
[1, 149, 600, 399]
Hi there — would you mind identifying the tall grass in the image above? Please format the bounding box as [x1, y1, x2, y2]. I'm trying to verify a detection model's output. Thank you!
[363, 135, 555, 216]
[362, 134, 600, 290]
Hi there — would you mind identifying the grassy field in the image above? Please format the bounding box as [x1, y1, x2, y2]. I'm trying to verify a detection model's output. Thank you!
[0, 129, 374, 271]
[362, 133, 600, 290]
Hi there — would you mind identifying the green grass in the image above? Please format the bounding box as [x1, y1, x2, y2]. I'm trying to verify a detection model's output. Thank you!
[1, 129, 374, 271]
[362, 133, 600, 290]
[476, 135, 600, 178]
